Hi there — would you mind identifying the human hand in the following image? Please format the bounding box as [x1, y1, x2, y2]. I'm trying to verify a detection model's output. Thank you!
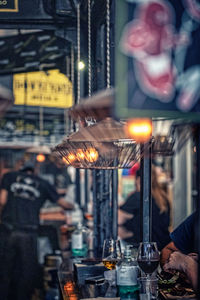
[188, 252, 198, 262]
[164, 251, 198, 291]
[163, 251, 187, 273]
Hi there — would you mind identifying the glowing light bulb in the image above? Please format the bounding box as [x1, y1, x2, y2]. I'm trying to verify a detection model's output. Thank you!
[36, 153, 45, 162]
[78, 61, 85, 70]
[126, 119, 152, 142]
[85, 148, 99, 163]
[67, 153, 76, 163]
[76, 149, 85, 161]
[62, 156, 70, 165]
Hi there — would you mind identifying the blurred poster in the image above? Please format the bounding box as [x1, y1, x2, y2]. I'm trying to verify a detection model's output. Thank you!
[115, 0, 200, 120]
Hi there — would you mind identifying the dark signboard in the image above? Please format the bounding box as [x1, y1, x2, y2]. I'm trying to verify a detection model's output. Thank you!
[0, 0, 50, 20]
[115, 0, 200, 120]
[0, 0, 76, 25]
[0, 31, 69, 75]
[0, 0, 18, 12]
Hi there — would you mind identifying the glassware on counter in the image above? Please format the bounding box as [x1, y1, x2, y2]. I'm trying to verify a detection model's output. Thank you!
[71, 222, 88, 258]
[138, 276, 158, 300]
[102, 238, 122, 270]
[116, 244, 139, 299]
[137, 242, 160, 279]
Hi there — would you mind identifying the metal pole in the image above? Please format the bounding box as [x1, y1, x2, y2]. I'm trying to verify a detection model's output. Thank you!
[105, 170, 111, 240]
[194, 126, 200, 297]
[75, 169, 81, 206]
[92, 169, 102, 258]
[112, 168, 118, 240]
[84, 169, 89, 213]
[92, 169, 98, 257]
[99, 170, 104, 246]
[140, 142, 152, 242]
[23, 73, 28, 138]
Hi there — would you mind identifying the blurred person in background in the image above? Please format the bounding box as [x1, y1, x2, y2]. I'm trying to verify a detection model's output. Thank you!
[118, 165, 172, 251]
[118, 169, 141, 246]
[0, 161, 73, 300]
[39, 154, 72, 200]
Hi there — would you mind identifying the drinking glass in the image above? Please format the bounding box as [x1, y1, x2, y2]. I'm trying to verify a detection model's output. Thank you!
[102, 238, 122, 270]
[139, 277, 158, 300]
[137, 242, 160, 279]
[102, 239, 122, 296]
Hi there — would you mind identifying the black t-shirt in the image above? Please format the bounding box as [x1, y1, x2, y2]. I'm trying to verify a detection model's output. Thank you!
[120, 191, 171, 250]
[39, 162, 72, 189]
[120, 192, 141, 245]
[1, 171, 60, 227]
[170, 212, 196, 254]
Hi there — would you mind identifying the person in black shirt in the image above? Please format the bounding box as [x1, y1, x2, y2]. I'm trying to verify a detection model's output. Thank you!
[160, 212, 198, 291]
[0, 161, 73, 300]
[118, 171, 141, 245]
[118, 166, 171, 251]
[39, 156, 73, 196]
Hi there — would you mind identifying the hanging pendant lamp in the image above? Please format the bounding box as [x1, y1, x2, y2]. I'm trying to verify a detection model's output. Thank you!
[52, 0, 152, 169]
[52, 118, 141, 169]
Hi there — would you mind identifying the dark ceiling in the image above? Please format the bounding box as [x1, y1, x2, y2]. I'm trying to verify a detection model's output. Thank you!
[0, 0, 110, 145]
[0, 31, 71, 75]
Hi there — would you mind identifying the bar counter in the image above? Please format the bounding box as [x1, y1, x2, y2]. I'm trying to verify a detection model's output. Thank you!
[58, 253, 196, 300]
[58, 253, 110, 300]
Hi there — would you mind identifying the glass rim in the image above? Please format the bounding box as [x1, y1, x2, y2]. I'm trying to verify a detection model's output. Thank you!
[103, 238, 121, 241]
[139, 242, 158, 245]
[103, 239, 121, 245]
[138, 277, 158, 282]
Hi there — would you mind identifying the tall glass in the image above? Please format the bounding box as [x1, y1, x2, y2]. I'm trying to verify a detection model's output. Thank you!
[102, 238, 122, 296]
[137, 242, 160, 279]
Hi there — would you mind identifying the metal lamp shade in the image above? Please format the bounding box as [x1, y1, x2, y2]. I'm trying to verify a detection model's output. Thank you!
[52, 118, 140, 169]
[52, 139, 140, 169]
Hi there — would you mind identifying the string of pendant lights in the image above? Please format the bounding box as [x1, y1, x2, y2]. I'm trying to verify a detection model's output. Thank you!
[52, 1, 159, 169]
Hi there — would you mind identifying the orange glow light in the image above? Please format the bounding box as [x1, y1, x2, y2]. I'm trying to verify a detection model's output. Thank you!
[76, 149, 85, 161]
[85, 148, 99, 163]
[126, 119, 152, 142]
[62, 156, 70, 165]
[67, 153, 76, 163]
[36, 153, 45, 162]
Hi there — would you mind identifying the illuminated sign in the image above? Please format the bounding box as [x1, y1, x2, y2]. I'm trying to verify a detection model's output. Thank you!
[115, 0, 200, 120]
[0, 0, 18, 12]
[13, 70, 73, 108]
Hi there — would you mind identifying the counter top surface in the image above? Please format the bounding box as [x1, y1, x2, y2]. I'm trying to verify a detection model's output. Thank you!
[58, 255, 196, 300]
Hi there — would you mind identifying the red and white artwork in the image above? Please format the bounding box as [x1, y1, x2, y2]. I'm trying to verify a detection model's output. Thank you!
[120, 0, 200, 112]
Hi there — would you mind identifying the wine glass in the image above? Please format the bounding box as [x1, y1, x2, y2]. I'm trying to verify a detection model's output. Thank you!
[137, 242, 160, 279]
[102, 238, 122, 295]
[102, 238, 122, 270]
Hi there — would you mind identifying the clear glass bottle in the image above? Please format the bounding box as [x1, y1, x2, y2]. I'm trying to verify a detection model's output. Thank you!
[71, 222, 88, 258]
[116, 245, 139, 299]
